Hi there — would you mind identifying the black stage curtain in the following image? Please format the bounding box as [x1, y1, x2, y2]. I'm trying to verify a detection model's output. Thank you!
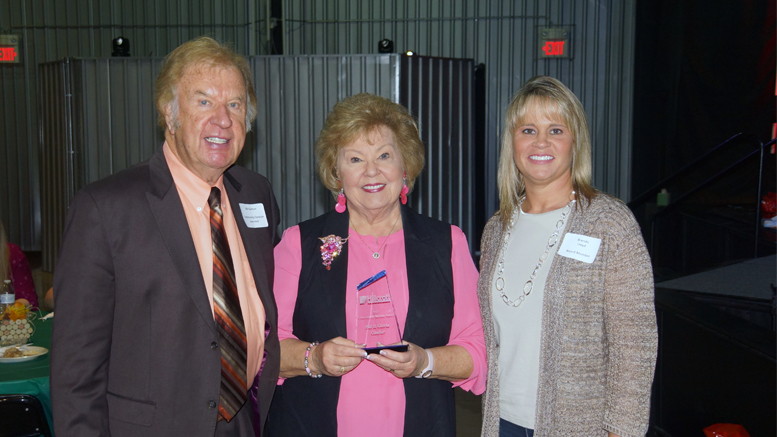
[632, 0, 776, 198]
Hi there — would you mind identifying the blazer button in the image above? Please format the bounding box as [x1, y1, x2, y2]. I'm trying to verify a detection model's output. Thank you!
[208, 400, 217, 409]
[210, 341, 218, 349]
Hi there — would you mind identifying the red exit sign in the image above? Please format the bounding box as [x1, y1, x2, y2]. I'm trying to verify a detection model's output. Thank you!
[538, 28, 571, 59]
[542, 41, 566, 56]
[0, 35, 20, 64]
[0, 47, 19, 62]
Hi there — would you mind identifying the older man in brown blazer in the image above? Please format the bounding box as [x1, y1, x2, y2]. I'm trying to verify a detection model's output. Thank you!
[51, 37, 280, 436]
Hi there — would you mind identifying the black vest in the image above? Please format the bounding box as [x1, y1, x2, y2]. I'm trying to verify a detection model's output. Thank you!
[267, 205, 456, 436]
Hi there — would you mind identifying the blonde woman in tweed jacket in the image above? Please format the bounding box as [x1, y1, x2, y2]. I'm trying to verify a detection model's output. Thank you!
[477, 76, 657, 437]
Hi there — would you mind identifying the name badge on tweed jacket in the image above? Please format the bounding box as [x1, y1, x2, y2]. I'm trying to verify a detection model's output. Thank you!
[558, 233, 601, 263]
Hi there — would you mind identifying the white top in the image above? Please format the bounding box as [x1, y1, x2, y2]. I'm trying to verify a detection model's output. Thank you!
[493, 205, 568, 429]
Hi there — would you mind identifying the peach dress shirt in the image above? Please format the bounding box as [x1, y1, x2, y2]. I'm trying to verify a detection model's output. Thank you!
[164, 143, 265, 382]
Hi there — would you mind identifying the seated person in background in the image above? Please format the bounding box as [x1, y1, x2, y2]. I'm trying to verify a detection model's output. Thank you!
[44, 287, 54, 311]
[0, 219, 38, 308]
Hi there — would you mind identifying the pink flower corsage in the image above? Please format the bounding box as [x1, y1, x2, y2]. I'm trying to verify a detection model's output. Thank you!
[319, 234, 349, 270]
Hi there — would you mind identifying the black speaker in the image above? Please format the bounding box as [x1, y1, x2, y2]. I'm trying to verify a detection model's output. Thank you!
[377, 39, 394, 53]
[112, 37, 130, 57]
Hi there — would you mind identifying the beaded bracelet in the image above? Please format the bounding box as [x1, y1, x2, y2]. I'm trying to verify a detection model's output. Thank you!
[304, 341, 322, 378]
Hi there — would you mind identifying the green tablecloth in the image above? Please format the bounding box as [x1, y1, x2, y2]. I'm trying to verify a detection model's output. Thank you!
[0, 313, 55, 435]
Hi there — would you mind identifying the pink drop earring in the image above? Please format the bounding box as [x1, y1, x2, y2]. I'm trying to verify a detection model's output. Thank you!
[335, 188, 347, 213]
[400, 174, 409, 205]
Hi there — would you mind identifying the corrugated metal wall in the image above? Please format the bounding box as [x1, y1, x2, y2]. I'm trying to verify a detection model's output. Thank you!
[399, 56, 480, 250]
[39, 61, 73, 278]
[39, 58, 167, 271]
[39, 55, 402, 270]
[283, 0, 637, 216]
[7, 0, 638, 255]
[39, 54, 481, 269]
[1, 0, 270, 250]
[244, 55, 400, 232]
[72, 59, 164, 185]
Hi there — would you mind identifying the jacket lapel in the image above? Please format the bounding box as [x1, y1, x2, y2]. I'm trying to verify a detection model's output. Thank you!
[321, 210, 350, 337]
[222, 170, 273, 324]
[145, 149, 216, 332]
[401, 205, 453, 340]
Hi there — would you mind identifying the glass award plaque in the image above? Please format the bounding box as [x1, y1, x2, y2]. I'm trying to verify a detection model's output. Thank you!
[355, 270, 407, 354]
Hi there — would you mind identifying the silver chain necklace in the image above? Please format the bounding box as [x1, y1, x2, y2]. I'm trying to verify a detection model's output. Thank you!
[495, 192, 575, 307]
[350, 213, 401, 259]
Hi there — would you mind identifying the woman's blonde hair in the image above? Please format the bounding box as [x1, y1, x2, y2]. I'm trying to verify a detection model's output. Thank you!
[0, 219, 9, 285]
[316, 93, 425, 196]
[497, 76, 597, 224]
[154, 36, 257, 132]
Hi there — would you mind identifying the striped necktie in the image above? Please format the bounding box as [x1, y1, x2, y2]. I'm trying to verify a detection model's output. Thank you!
[208, 187, 248, 422]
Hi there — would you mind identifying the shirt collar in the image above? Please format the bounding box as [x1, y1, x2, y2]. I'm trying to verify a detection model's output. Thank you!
[163, 141, 226, 212]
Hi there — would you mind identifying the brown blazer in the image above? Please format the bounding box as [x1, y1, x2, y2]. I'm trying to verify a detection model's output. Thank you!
[51, 148, 281, 436]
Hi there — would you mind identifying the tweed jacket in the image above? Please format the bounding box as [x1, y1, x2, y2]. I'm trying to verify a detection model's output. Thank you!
[477, 194, 657, 437]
